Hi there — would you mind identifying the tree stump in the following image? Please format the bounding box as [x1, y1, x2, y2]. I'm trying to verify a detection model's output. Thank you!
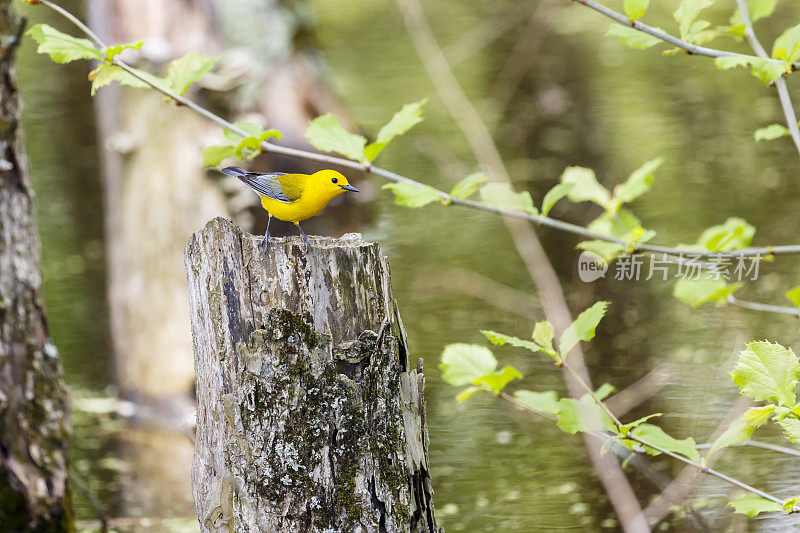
[185, 218, 437, 533]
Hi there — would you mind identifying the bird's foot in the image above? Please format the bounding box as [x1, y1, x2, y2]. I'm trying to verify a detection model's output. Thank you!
[300, 233, 309, 252]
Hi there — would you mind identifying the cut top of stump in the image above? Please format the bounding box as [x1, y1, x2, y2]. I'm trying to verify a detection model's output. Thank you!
[185, 217, 396, 343]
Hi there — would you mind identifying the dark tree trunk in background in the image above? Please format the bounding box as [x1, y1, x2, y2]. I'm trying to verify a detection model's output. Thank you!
[185, 219, 437, 533]
[0, 2, 71, 530]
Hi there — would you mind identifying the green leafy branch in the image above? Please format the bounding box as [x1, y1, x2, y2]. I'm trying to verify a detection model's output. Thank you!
[26, 0, 800, 322]
[587, 0, 798, 80]
[593, 0, 800, 156]
[26, 0, 800, 265]
[440, 301, 800, 517]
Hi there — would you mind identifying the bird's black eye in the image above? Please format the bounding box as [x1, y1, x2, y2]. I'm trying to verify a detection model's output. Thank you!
[331, 177, 338, 184]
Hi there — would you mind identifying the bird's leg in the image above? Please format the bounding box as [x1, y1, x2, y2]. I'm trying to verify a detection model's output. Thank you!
[263, 215, 271, 252]
[295, 222, 309, 251]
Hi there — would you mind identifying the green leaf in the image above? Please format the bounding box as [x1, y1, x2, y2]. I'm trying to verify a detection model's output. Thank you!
[560, 166, 611, 209]
[576, 240, 628, 263]
[779, 418, 800, 443]
[541, 182, 575, 217]
[473, 365, 523, 394]
[632, 423, 701, 462]
[728, 494, 783, 517]
[730, 0, 777, 27]
[104, 40, 143, 61]
[731, 341, 799, 407]
[772, 24, 800, 63]
[165, 52, 219, 96]
[450, 172, 486, 199]
[455, 386, 484, 402]
[618, 413, 662, 436]
[440, 344, 497, 386]
[479, 183, 537, 214]
[742, 404, 778, 426]
[481, 330, 558, 361]
[594, 383, 616, 401]
[624, 0, 649, 20]
[305, 113, 367, 162]
[559, 301, 610, 355]
[89, 64, 150, 96]
[364, 98, 427, 161]
[783, 497, 800, 513]
[586, 209, 642, 239]
[714, 56, 787, 84]
[755, 124, 790, 141]
[383, 182, 441, 208]
[202, 145, 236, 167]
[233, 129, 281, 160]
[706, 406, 774, 458]
[224, 121, 264, 141]
[557, 396, 616, 434]
[750, 58, 789, 84]
[673, 0, 714, 41]
[615, 157, 662, 204]
[673, 279, 742, 307]
[26, 24, 102, 64]
[532, 321, 555, 354]
[696, 217, 755, 251]
[513, 390, 559, 415]
[606, 25, 664, 50]
[785, 284, 800, 307]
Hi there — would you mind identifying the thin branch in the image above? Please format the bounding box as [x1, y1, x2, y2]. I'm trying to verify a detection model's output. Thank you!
[39, 0, 104, 47]
[736, 0, 800, 157]
[727, 295, 800, 318]
[628, 433, 785, 505]
[697, 439, 800, 458]
[564, 363, 622, 427]
[563, 361, 786, 506]
[505, 367, 787, 507]
[574, 0, 800, 71]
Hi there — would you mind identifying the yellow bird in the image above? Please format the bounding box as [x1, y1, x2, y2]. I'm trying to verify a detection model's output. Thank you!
[221, 166, 359, 251]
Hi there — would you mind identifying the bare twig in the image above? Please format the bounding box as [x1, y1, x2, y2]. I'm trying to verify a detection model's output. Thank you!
[32, 0, 800, 264]
[697, 439, 800, 458]
[735, 0, 800, 157]
[727, 295, 800, 317]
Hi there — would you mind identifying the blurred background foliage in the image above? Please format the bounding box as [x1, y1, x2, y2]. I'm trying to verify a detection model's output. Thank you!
[16, 0, 800, 530]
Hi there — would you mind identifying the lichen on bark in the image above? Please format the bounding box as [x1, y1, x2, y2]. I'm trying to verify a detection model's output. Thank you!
[186, 218, 437, 532]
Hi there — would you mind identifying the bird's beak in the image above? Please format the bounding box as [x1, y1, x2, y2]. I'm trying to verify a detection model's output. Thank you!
[340, 184, 359, 193]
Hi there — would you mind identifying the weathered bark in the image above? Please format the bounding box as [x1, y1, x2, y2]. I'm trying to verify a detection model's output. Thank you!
[185, 218, 437, 533]
[0, 2, 71, 530]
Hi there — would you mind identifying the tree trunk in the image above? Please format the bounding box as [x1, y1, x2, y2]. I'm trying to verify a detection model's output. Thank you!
[185, 218, 437, 533]
[0, 3, 71, 530]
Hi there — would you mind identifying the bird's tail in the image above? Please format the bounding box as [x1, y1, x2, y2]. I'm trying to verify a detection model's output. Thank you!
[220, 166, 251, 178]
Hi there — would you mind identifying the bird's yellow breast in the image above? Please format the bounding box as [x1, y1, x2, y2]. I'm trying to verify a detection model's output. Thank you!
[260, 187, 333, 223]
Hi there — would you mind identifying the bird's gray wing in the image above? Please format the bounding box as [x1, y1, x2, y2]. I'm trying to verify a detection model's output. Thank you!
[221, 167, 294, 203]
